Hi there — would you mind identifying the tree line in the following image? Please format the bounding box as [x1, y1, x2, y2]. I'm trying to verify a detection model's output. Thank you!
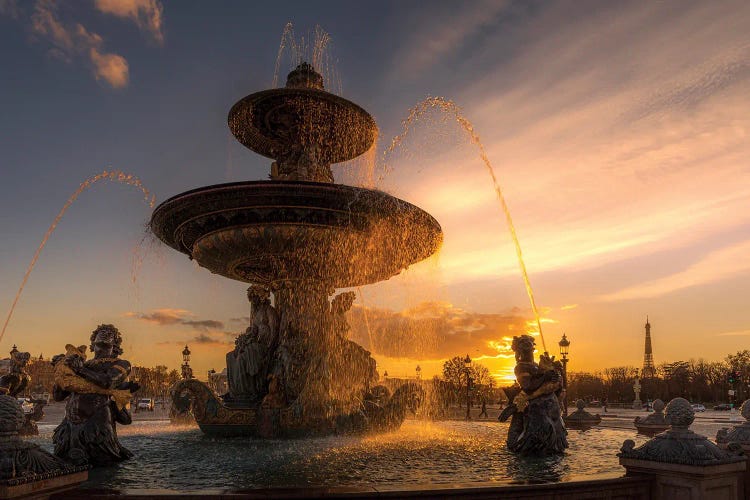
[434, 350, 750, 408]
[566, 350, 750, 405]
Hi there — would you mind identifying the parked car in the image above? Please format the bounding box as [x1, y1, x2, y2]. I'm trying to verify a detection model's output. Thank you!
[713, 403, 732, 411]
[691, 403, 706, 412]
[137, 398, 154, 411]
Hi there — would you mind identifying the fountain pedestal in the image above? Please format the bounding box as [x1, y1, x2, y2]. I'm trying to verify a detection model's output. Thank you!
[634, 398, 670, 436]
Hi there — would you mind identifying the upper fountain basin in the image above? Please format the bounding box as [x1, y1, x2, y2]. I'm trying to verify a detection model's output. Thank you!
[228, 87, 378, 165]
[150, 181, 443, 288]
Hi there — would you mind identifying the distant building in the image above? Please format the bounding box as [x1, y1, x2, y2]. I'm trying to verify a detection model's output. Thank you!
[642, 316, 656, 378]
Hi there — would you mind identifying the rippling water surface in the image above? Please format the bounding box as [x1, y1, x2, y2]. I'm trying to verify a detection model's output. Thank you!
[31, 420, 647, 491]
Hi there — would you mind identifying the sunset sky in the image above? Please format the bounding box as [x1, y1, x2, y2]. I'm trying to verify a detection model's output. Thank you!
[1, 0, 749, 382]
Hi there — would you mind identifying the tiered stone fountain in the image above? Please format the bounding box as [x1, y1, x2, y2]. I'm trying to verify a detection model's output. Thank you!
[152, 63, 442, 437]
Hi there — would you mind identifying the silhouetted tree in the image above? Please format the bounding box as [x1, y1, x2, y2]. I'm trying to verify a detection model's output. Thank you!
[726, 350, 750, 400]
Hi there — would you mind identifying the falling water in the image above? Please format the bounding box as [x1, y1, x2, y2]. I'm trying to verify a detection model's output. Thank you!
[0, 170, 156, 344]
[383, 97, 547, 352]
[272, 23, 341, 95]
[355, 286, 375, 353]
[272, 22, 295, 88]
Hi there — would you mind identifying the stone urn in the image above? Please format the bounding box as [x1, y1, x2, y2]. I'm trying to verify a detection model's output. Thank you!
[634, 398, 669, 436]
[563, 399, 602, 429]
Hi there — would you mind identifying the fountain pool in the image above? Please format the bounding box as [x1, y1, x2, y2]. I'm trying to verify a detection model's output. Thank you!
[30, 419, 647, 492]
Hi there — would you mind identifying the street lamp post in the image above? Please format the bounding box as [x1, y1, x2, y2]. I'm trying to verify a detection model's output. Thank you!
[558, 334, 570, 416]
[181, 344, 193, 380]
[464, 354, 472, 420]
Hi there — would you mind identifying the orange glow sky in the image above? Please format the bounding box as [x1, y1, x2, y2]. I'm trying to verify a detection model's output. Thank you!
[1, 1, 749, 383]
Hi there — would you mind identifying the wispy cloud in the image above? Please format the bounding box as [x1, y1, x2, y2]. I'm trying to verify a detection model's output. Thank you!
[94, 0, 164, 44]
[125, 308, 225, 331]
[600, 240, 750, 302]
[30, 0, 129, 88]
[383, 0, 750, 292]
[715, 330, 750, 337]
[10, 0, 165, 88]
[229, 316, 251, 324]
[157, 331, 233, 348]
[560, 304, 578, 311]
[386, 0, 510, 81]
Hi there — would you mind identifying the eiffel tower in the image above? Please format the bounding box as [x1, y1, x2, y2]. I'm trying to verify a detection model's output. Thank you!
[641, 316, 655, 378]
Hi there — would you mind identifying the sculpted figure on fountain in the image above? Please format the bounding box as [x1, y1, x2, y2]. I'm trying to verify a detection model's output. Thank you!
[51, 324, 139, 466]
[330, 292, 378, 397]
[503, 335, 568, 455]
[225, 285, 279, 403]
[270, 142, 333, 183]
[0, 349, 45, 435]
[0, 350, 30, 397]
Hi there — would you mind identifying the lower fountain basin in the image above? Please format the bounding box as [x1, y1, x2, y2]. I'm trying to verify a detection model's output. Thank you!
[31, 419, 648, 492]
[150, 181, 443, 288]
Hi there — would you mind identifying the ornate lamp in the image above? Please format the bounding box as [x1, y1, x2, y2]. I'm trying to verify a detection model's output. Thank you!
[558, 334, 570, 416]
[181, 345, 193, 380]
[464, 354, 472, 420]
[558, 334, 570, 358]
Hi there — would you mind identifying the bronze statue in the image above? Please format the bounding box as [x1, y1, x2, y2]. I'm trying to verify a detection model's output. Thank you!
[331, 291, 356, 339]
[0, 350, 31, 397]
[0, 349, 45, 435]
[501, 335, 568, 455]
[225, 286, 279, 402]
[329, 292, 377, 400]
[52, 324, 139, 466]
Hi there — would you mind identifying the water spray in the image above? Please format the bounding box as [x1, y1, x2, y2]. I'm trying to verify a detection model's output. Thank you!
[383, 96, 547, 352]
[0, 170, 155, 344]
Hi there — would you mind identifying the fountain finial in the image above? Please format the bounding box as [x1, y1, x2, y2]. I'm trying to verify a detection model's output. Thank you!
[286, 62, 324, 90]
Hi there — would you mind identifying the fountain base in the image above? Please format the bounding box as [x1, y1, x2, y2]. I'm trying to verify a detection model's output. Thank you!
[170, 379, 423, 437]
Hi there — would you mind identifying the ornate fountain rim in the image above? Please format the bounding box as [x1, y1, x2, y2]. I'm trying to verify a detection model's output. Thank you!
[150, 180, 443, 287]
[228, 87, 378, 164]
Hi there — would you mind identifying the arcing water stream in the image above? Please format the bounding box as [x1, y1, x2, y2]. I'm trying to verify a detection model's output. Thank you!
[383, 96, 547, 352]
[0, 170, 155, 344]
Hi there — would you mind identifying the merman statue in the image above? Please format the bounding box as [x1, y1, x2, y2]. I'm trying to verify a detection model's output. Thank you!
[51, 324, 140, 466]
[500, 335, 568, 455]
